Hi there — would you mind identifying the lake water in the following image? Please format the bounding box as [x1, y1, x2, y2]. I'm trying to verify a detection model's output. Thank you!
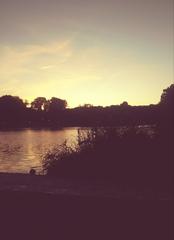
[0, 125, 154, 174]
[0, 128, 78, 174]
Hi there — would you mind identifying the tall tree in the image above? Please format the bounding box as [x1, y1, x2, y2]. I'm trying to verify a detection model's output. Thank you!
[0, 95, 26, 112]
[159, 84, 174, 132]
[160, 84, 174, 107]
[31, 97, 47, 111]
[49, 97, 67, 112]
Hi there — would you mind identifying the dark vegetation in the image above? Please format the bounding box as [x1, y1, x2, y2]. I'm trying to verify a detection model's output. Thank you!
[0, 96, 67, 128]
[0, 85, 173, 190]
[0, 85, 173, 239]
[42, 85, 173, 191]
[43, 126, 173, 191]
[1, 86, 171, 128]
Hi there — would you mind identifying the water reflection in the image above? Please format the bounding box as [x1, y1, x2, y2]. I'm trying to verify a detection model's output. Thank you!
[0, 128, 78, 173]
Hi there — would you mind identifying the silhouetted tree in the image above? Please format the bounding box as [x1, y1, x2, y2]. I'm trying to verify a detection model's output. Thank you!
[120, 101, 129, 107]
[0, 85, 172, 128]
[0, 95, 26, 112]
[160, 84, 174, 107]
[48, 97, 67, 112]
[31, 97, 47, 111]
[83, 104, 93, 108]
[0, 95, 27, 126]
[159, 84, 174, 133]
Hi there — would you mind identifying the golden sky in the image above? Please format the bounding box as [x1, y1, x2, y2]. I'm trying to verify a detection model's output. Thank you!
[0, 0, 173, 107]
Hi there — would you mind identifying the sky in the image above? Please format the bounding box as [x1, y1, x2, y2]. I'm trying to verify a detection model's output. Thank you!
[0, 0, 173, 107]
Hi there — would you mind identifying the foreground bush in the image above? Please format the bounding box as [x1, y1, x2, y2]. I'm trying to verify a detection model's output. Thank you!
[43, 126, 173, 190]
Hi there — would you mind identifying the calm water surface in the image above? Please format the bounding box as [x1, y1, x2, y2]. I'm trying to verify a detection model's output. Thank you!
[0, 125, 154, 174]
[0, 128, 78, 173]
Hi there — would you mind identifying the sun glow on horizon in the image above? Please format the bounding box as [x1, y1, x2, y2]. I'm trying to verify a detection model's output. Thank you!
[0, 0, 173, 107]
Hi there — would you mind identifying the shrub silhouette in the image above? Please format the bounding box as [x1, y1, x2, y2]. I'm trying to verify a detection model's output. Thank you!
[43, 126, 173, 190]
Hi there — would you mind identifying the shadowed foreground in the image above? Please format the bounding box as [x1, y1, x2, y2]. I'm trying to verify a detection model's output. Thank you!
[0, 175, 173, 240]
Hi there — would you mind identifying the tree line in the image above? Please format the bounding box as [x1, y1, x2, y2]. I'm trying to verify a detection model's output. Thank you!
[0, 85, 173, 128]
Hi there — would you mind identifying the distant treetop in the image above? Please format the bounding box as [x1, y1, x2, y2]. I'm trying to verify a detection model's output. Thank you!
[160, 84, 174, 107]
[0, 95, 26, 112]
